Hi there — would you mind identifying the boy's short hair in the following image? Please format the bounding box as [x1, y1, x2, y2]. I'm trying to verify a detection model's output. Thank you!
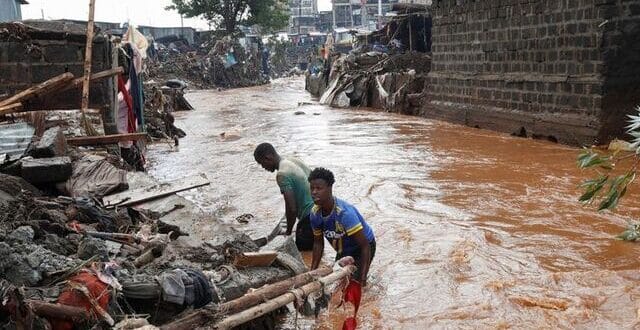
[308, 167, 335, 186]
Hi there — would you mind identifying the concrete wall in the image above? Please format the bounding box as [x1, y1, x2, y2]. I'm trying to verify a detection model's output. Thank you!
[424, 0, 640, 145]
[0, 27, 113, 113]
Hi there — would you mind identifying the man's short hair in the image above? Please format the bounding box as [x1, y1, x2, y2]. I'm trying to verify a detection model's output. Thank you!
[308, 167, 335, 186]
[254, 143, 276, 160]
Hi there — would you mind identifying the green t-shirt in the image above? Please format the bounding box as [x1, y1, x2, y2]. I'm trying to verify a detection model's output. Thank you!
[276, 157, 314, 220]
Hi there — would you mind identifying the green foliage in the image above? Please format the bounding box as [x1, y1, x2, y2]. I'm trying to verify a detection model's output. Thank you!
[578, 105, 640, 240]
[167, 0, 289, 34]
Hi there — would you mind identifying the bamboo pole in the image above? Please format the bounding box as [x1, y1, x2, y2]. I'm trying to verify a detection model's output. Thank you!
[160, 266, 334, 330]
[0, 103, 23, 116]
[26, 300, 91, 323]
[0, 73, 74, 107]
[62, 67, 125, 91]
[66, 133, 148, 146]
[214, 265, 356, 330]
[81, 0, 96, 112]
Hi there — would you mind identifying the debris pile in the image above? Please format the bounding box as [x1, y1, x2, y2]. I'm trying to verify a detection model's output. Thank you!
[146, 37, 270, 90]
[307, 7, 432, 115]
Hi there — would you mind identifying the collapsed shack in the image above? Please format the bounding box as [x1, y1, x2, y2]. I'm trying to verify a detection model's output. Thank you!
[0, 21, 187, 161]
[306, 5, 432, 115]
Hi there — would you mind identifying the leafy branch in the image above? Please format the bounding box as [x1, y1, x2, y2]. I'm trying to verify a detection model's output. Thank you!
[577, 106, 640, 240]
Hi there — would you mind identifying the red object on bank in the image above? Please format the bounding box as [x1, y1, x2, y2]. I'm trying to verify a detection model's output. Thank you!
[49, 272, 110, 330]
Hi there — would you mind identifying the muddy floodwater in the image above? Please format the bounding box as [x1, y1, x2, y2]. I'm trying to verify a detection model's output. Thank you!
[147, 78, 640, 329]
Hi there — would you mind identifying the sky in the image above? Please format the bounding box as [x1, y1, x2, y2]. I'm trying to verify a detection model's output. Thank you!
[21, 0, 334, 30]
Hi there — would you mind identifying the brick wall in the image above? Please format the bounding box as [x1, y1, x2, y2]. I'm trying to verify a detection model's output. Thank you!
[0, 29, 113, 114]
[424, 0, 640, 145]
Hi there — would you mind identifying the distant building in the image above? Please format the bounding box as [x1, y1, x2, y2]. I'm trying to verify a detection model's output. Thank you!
[0, 0, 27, 22]
[398, 0, 431, 4]
[317, 10, 333, 32]
[332, 0, 398, 30]
[289, 0, 318, 34]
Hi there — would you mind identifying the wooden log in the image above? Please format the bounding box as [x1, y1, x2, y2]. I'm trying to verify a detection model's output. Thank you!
[103, 174, 210, 208]
[214, 265, 356, 330]
[26, 300, 91, 323]
[160, 266, 333, 330]
[0, 73, 74, 107]
[81, 0, 96, 112]
[133, 245, 165, 268]
[66, 133, 148, 146]
[62, 67, 125, 91]
[0, 103, 23, 116]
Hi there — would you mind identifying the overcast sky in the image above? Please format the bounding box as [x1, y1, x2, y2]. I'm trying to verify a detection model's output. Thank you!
[22, 0, 333, 30]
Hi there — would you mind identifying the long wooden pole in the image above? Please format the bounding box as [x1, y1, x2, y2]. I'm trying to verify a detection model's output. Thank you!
[81, 0, 96, 112]
[214, 265, 356, 330]
[160, 266, 334, 330]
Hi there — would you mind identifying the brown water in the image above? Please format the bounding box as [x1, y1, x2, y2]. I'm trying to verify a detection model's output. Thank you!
[147, 78, 640, 329]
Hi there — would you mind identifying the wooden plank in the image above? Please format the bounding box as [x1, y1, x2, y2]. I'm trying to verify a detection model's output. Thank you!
[103, 174, 210, 208]
[0, 103, 23, 116]
[233, 251, 279, 268]
[62, 67, 125, 91]
[0, 73, 74, 107]
[81, 0, 96, 112]
[66, 133, 147, 146]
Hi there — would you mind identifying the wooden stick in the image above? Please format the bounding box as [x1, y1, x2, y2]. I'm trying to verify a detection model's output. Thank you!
[160, 266, 334, 330]
[0, 73, 74, 107]
[214, 265, 356, 330]
[81, 0, 96, 112]
[66, 133, 148, 146]
[63, 67, 125, 91]
[0, 103, 23, 116]
[26, 300, 91, 323]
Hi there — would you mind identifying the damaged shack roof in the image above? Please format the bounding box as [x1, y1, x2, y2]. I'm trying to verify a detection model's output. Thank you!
[0, 122, 34, 164]
[0, 20, 106, 42]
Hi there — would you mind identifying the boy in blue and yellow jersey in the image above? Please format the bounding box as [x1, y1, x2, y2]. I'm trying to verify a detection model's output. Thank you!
[308, 167, 376, 286]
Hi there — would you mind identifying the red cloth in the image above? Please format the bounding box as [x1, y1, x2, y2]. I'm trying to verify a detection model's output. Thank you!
[342, 280, 362, 330]
[49, 272, 110, 330]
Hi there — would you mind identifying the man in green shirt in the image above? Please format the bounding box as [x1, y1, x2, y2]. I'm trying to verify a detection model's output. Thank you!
[254, 143, 314, 250]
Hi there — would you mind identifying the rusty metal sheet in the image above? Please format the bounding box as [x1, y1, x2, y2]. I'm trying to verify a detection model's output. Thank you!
[0, 122, 35, 164]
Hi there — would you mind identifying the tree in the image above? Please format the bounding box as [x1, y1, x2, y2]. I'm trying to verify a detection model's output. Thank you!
[167, 0, 289, 35]
[577, 106, 640, 240]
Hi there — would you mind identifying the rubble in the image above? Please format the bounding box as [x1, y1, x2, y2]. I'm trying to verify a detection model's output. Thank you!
[21, 156, 73, 184]
[0, 14, 351, 330]
[32, 126, 67, 158]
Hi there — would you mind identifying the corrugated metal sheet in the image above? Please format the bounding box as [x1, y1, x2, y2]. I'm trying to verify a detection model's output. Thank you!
[0, 122, 34, 163]
[0, 0, 23, 23]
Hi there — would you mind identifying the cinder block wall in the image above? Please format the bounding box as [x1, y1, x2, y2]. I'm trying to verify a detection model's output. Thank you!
[0, 30, 113, 113]
[425, 0, 640, 145]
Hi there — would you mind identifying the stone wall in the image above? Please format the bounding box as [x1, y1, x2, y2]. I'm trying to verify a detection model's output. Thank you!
[0, 27, 113, 115]
[424, 0, 640, 145]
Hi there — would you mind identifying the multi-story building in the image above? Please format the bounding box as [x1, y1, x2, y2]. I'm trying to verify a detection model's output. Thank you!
[289, 0, 318, 34]
[332, 0, 399, 30]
